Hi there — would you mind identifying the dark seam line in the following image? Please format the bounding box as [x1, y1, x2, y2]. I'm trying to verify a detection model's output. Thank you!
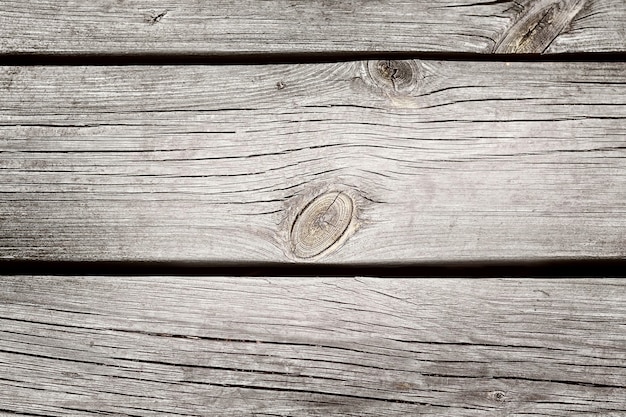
[0, 259, 624, 277]
[0, 52, 625, 66]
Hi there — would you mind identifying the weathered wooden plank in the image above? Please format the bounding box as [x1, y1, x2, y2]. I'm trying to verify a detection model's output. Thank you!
[0, 61, 625, 263]
[0, 276, 624, 416]
[0, 0, 624, 55]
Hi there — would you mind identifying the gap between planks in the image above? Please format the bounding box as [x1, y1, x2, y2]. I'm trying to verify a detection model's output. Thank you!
[2, 52, 626, 67]
[1, 260, 626, 277]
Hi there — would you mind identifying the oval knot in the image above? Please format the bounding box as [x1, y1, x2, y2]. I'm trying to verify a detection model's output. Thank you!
[366, 60, 420, 93]
[290, 192, 354, 259]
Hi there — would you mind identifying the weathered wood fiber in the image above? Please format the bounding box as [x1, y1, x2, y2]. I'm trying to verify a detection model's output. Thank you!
[0, 276, 624, 416]
[0, 0, 624, 55]
[0, 61, 625, 263]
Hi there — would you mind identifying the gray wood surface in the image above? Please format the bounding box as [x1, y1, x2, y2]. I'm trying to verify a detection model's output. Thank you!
[1, 61, 625, 263]
[0, 276, 624, 416]
[0, 0, 624, 55]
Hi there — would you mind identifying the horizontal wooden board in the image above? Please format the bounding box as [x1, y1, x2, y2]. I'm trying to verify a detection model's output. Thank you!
[0, 61, 625, 263]
[0, 276, 624, 416]
[0, 0, 624, 55]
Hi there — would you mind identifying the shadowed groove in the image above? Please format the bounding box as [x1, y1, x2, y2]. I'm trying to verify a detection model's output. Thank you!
[0, 259, 624, 277]
[0, 52, 625, 66]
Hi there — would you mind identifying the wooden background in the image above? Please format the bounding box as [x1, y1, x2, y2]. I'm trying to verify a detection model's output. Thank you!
[1, 0, 625, 415]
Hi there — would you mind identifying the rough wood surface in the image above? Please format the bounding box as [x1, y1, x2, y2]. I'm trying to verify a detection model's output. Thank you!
[0, 276, 624, 416]
[1, 61, 625, 263]
[0, 0, 624, 55]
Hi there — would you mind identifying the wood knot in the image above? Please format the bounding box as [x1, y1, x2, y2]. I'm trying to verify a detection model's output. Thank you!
[489, 390, 507, 402]
[365, 60, 420, 94]
[145, 10, 168, 25]
[290, 192, 355, 259]
[494, 0, 586, 53]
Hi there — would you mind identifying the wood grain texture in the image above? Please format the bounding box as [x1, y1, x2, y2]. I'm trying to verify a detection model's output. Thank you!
[0, 0, 624, 55]
[0, 276, 624, 416]
[1, 61, 625, 263]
